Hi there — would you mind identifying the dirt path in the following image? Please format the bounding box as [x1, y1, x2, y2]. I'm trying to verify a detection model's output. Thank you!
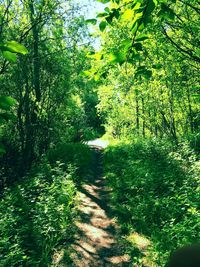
[70, 146, 131, 266]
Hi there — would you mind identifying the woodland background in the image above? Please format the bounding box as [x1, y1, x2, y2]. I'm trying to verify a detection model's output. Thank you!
[0, 0, 199, 266]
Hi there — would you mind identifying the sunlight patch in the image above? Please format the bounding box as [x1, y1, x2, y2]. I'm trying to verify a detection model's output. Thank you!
[127, 232, 151, 250]
[87, 139, 109, 148]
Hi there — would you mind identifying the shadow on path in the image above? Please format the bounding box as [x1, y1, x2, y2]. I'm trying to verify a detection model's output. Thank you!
[69, 146, 131, 266]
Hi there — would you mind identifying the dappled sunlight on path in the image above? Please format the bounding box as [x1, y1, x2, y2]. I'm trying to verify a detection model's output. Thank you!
[52, 145, 155, 267]
[70, 147, 130, 266]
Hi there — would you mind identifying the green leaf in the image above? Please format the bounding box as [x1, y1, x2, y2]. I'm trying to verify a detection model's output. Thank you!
[86, 19, 97, 25]
[97, 12, 108, 18]
[135, 34, 149, 42]
[2, 51, 17, 62]
[99, 21, 107, 32]
[87, 52, 103, 60]
[6, 41, 28, 55]
[153, 0, 158, 6]
[121, 9, 134, 21]
[81, 70, 92, 77]
[121, 39, 132, 50]
[130, 12, 143, 30]
[109, 51, 126, 65]
[0, 96, 17, 110]
[104, 7, 110, 13]
[112, 8, 120, 19]
[106, 15, 114, 24]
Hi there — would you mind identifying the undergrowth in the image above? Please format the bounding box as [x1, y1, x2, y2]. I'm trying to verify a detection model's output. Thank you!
[104, 139, 200, 266]
[0, 142, 92, 266]
[48, 143, 93, 182]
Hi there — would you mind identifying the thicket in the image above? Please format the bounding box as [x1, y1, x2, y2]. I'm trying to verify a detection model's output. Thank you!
[0, 141, 93, 266]
[0, 0, 103, 187]
[104, 139, 200, 266]
[89, 2, 200, 264]
[0, 1, 99, 264]
[0, 159, 76, 266]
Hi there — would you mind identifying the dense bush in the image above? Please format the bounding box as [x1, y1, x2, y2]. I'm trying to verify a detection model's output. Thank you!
[48, 143, 93, 181]
[104, 139, 200, 266]
[0, 159, 77, 266]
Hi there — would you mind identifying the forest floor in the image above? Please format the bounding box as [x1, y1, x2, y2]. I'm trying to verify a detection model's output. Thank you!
[69, 144, 131, 266]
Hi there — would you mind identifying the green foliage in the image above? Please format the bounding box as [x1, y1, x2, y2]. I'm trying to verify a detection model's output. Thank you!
[0, 96, 17, 155]
[104, 139, 200, 265]
[86, 19, 97, 25]
[0, 1, 199, 266]
[0, 96, 16, 110]
[0, 160, 77, 266]
[48, 143, 93, 181]
[99, 21, 107, 32]
[2, 51, 17, 62]
[0, 41, 28, 62]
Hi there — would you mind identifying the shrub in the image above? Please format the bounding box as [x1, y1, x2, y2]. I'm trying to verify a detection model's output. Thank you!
[47, 143, 93, 181]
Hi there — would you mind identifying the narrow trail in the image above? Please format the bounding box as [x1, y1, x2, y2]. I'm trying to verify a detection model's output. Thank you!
[70, 146, 131, 266]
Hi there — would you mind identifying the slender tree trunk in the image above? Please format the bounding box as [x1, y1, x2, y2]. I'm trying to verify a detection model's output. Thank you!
[142, 97, 145, 137]
[135, 89, 140, 135]
[186, 84, 194, 133]
[29, 0, 41, 102]
[164, 66, 177, 141]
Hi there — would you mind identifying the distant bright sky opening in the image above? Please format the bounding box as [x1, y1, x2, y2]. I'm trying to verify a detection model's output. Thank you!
[77, 0, 107, 19]
[74, 0, 108, 50]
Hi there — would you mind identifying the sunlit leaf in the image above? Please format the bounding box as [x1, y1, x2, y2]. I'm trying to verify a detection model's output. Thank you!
[109, 51, 126, 64]
[121, 9, 134, 21]
[121, 39, 132, 50]
[104, 7, 110, 13]
[81, 70, 92, 77]
[130, 13, 143, 30]
[2, 51, 17, 62]
[87, 52, 103, 60]
[6, 41, 28, 55]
